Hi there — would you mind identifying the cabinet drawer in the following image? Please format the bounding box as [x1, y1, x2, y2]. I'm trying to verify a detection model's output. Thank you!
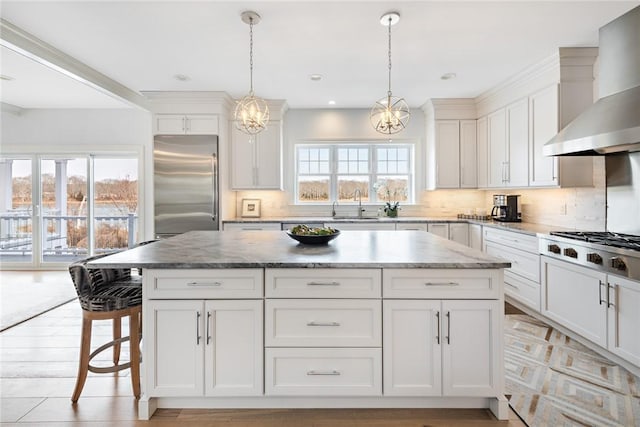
[265, 299, 381, 347]
[223, 222, 281, 231]
[383, 269, 501, 299]
[483, 228, 538, 253]
[145, 269, 263, 299]
[265, 269, 381, 298]
[504, 271, 540, 312]
[265, 347, 382, 396]
[485, 241, 540, 283]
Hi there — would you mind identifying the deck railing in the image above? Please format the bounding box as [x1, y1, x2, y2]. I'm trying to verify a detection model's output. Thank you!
[0, 211, 138, 261]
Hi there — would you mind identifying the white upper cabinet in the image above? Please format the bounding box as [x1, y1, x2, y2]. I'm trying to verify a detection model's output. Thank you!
[155, 114, 219, 135]
[476, 116, 488, 189]
[434, 120, 461, 188]
[231, 120, 283, 190]
[505, 98, 529, 187]
[460, 120, 478, 188]
[487, 109, 507, 188]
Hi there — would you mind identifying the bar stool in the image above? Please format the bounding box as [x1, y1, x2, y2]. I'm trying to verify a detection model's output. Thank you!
[68, 253, 143, 402]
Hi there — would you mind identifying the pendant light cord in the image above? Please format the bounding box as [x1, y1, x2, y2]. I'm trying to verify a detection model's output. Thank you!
[387, 15, 392, 97]
[249, 16, 254, 95]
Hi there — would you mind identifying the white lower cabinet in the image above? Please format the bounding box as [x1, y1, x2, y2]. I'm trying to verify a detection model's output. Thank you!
[427, 223, 449, 239]
[384, 299, 500, 397]
[607, 275, 640, 366]
[449, 223, 469, 246]
[146, 299, 263, 397]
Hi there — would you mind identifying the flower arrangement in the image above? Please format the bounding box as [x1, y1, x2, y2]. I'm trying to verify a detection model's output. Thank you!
[374, 180, 406, 218]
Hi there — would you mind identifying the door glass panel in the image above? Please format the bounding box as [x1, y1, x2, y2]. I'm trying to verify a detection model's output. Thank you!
[41, 158, 88, 263]
[0, 159, 33, 263]
[94, 158, 138, 253]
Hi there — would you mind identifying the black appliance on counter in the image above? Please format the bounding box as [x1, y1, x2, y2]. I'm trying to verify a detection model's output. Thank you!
[491, 194, 521, 222]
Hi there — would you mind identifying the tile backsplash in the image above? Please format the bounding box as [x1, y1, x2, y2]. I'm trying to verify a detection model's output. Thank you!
[234, 158, 606, 230]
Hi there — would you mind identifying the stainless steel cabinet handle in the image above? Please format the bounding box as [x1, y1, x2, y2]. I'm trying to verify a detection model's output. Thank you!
[446, 311, 451, 345]
[307, 370, 341, 376]
[607, 283, 616, 308]
[187, 281, 222, 287]
[424, 282, 459, 287]
[206, 312, 212, 345]
[598, 280, 606, 305]
[436, 311, 440, 344]
[307, 321, 341, 327]
[307, 281, 340, 286]
[182, 117, 186, 132]
[196, 311, 201, 345]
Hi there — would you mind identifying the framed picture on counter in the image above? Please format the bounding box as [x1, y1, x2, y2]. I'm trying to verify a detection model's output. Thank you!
[241, 199, 261, 218]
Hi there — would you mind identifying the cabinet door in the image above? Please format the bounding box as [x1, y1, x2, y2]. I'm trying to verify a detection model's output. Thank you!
[442, 300, 500, 396]
[449, 223, 469, 246]
[186, 115, 219, 135]
[487, 109, 506, 187]
[529, 85, 559, 187]
[607, 276, 640, 366]
[156, 114, 187, 134]
[395, 222, 428, 231]
[204, 300, 263, 396]
[427, 223, 449, 239]
[541, 256, 607, 347]
[460, 120, 477, 188]
[469, 224, 483, 251]
[146, 300, 204, 396]
[230, 126, 255, 189]
[255, 122, 283, 189]
[506, 98, 529, 187]
[435, 120, 460, 188]
[476, 117, 488, 189]
[383, 300, 441, 396]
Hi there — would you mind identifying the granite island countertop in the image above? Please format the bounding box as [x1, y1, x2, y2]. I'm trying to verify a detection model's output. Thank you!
[89, 230, 511, 270]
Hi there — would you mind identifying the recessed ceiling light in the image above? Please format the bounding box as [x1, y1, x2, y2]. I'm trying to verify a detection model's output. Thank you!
[310, 74, 322, 81]
[441, 73, 457, 80]
[328, 100, 336, 105]
[173, 74, 191, 82]
[0, 75, 15, 81]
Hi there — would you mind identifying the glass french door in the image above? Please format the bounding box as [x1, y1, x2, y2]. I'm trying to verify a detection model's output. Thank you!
[0, 154, 139, 268]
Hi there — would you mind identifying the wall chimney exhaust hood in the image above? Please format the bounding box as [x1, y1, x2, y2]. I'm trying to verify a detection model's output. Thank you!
[544, 6, 640, 156]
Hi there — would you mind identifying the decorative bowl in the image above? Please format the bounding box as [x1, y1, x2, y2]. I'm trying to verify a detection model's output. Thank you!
[286, 230, 340, 245]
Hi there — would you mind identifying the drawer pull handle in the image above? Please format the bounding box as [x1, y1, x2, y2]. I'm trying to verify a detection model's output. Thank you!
[435, 311, 440, 344]
[307, 370, 341, 376]
[307, 321, 341, 327]
[307, 281, 340, 286]
[187, 281, 222, 287]
[446, 311, 451, 345]
[424, 282, 459, 287]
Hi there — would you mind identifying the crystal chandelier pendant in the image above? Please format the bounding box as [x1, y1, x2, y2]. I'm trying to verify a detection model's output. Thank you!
[370, 11, 410, 136]
[235, 11, 269, 137]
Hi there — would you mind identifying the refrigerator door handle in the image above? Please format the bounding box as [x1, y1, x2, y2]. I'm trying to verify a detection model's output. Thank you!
[212, 153, 218, 222]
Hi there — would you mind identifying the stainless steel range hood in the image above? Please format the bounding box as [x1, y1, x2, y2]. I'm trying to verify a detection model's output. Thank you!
[544, 6, 640, 156]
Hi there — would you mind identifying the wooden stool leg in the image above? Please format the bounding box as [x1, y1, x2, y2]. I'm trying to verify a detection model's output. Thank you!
[72, 315, 92, 403]
[129, 308, 141, 399]
[113, 317, 121, 365]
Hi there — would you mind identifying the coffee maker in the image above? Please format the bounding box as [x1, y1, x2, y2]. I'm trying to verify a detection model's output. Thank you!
[491, 194, 521, 222]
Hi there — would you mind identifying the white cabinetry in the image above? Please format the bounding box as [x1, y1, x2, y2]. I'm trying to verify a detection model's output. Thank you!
[541, 257, 640, 366]
[427, 223, 449, 239]
[395, 222, 428, 231]
[449, 223, 469, 246]
[476, 117, 488, 188]
[146, 299, 263, 397]
[431, 120, 477, 189]
[505, 98, 529, 187]
[326, 222, 396, 231]
[484, 228, 540, 311]
[541, 256, 608, 347]
[383, 273, 501, 397]
[155, 114, 219, 135]
[487, 109, 507, 188]
[469, 224, 483, 251]
[144, 270, 263, 397]
[529, 84, 594, 187]
[223, 222, 282, 231]
[231, 121, 283, 190]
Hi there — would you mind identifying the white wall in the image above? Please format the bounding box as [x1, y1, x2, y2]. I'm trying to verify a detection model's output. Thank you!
[1, 108, 154, 238]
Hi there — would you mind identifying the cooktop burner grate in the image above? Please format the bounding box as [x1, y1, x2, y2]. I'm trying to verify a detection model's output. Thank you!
[549, 231, 640, 251]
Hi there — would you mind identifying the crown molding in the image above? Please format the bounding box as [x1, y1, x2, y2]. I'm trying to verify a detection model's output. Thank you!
[0, 18, 149, 111]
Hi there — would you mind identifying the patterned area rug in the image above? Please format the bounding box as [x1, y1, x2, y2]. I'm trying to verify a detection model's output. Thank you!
[505, 314, 640, 427]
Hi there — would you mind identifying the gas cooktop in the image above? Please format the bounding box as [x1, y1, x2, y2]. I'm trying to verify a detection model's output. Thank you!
[549, 231, 640, 251]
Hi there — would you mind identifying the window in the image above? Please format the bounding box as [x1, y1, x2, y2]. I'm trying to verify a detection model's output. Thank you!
[296, 143, 414, 204]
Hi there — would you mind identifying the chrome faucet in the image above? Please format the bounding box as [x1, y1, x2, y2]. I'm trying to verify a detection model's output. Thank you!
[331, 201, 338, 217]
[353, 189, 364, 218]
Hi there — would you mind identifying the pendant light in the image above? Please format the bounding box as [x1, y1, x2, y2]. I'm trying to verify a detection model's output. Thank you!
[370, 11, 410, 135]
[235, 11, 269, 136]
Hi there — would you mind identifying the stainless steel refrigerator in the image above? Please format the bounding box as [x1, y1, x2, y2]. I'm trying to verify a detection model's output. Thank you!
[154, 135, 219, 237]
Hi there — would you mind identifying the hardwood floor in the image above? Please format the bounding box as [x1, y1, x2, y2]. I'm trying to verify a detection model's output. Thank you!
[1, 300, 527, 426]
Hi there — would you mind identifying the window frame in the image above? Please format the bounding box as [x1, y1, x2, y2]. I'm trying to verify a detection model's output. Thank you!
[294, 142, 415, 205]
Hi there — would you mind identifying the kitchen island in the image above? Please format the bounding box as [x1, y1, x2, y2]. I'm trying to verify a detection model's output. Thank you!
[89, 230, 511, 420]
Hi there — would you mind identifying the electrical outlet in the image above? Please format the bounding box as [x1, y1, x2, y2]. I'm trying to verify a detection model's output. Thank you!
[559, 203, 567, 215]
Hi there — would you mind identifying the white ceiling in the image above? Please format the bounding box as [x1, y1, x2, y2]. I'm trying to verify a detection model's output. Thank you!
[1, 1, 638, 110]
